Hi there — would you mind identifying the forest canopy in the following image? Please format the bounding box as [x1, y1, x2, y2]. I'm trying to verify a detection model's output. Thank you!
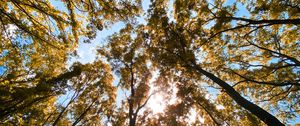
[0, 0, 299, 125]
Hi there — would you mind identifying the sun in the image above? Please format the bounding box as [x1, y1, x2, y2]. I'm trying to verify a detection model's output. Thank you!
[147, 93, 166, 114]
[145, 72, 179, 114]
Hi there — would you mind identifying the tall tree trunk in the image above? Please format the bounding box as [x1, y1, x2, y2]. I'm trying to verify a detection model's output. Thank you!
[191, 63, 284, 126]
[129, 114, 136, 126]
[128, 63, 136, 126]
[128, 98, 136, 126]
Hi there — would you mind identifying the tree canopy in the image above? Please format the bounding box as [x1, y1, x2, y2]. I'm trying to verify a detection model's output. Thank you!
[0, 0, 299, 125]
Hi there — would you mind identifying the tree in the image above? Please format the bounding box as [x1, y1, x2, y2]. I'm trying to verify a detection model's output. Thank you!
[143, 0, 299, 125]
[0, 0, 141, 124]
[98, 24, 153, 126]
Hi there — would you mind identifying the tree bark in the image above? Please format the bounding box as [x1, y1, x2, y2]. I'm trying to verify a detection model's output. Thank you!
[128, 62, 137, 126]
[221, 17, 300, 25]
[128, 98, 136, 126]
[191, 63, 284, 126]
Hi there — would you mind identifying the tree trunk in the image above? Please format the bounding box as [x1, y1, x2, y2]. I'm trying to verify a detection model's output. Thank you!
[191, 64, 284, 126]
[129, 115, 136, 126]
[128, 63, 137, 126]
[128, 98, 136, 126]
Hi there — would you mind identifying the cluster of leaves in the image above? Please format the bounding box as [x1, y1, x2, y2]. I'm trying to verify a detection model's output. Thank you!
[0, 0, 141, 125]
